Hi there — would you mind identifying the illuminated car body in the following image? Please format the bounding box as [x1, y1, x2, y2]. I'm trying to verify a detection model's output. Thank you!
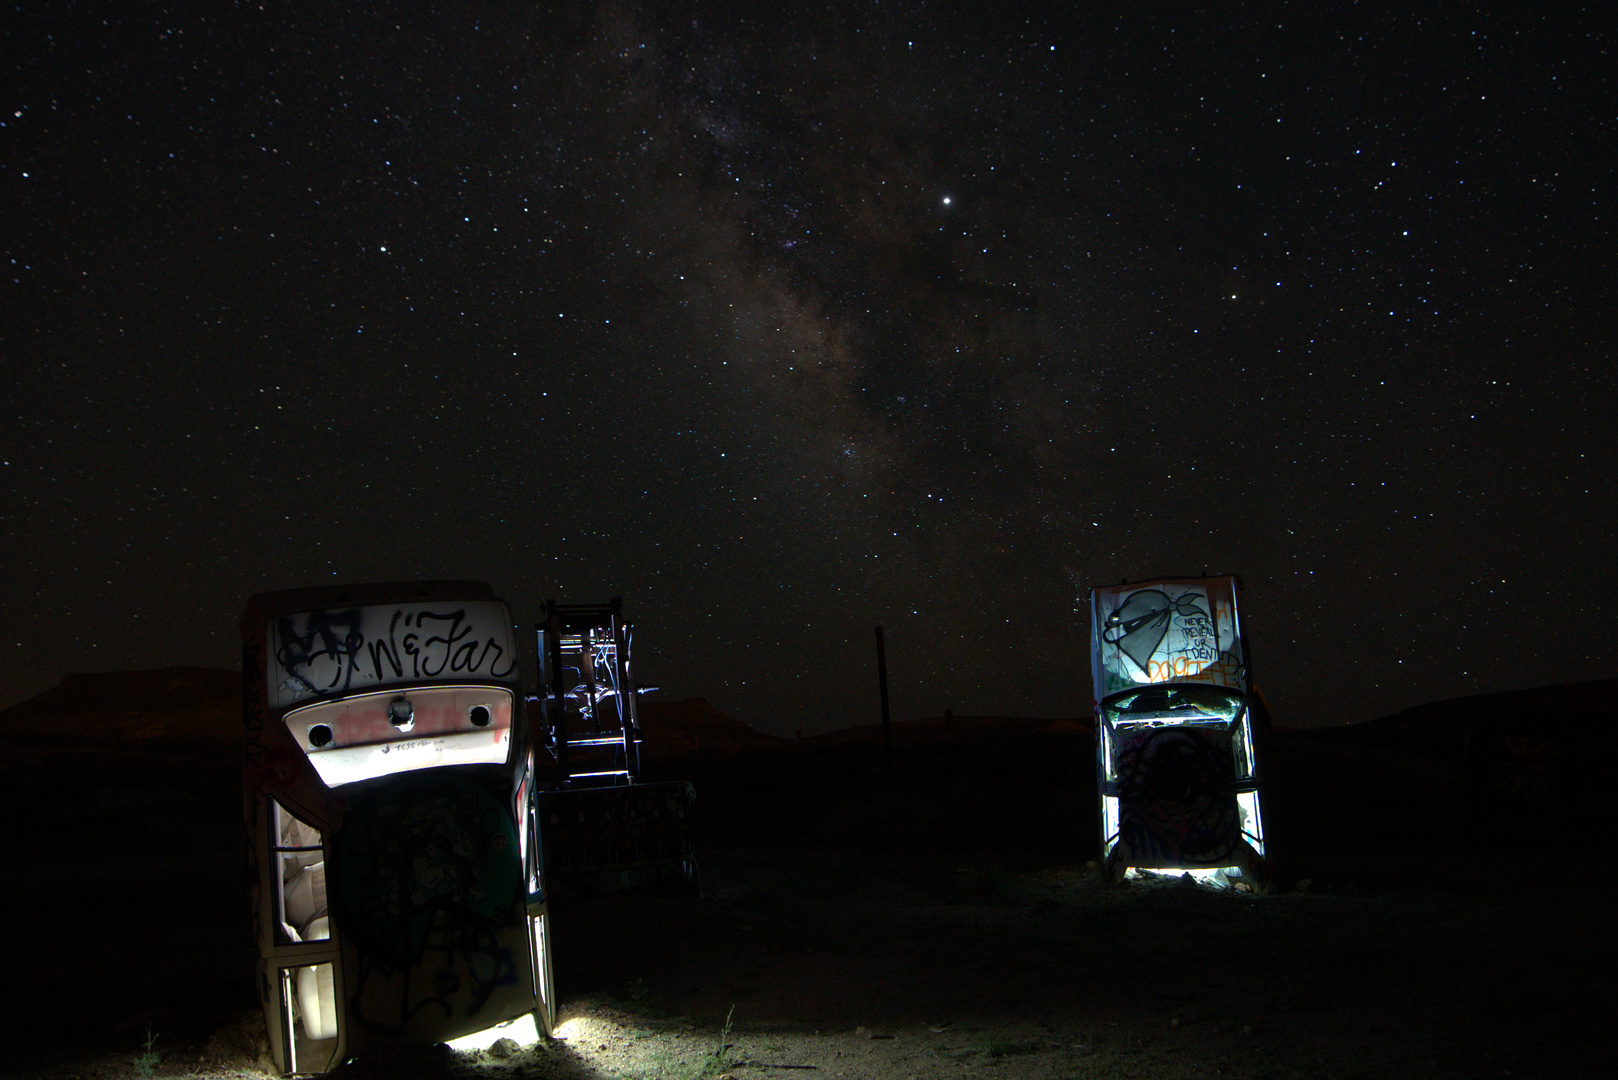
[241, 582, 555, 1076]
[1089, 575, 1266, 885]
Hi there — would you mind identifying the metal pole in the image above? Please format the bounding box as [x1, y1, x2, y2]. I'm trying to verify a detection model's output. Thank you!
[875, 625, 893, 790]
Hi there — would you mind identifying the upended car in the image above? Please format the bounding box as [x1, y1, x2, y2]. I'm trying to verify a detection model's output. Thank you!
[1088, 573, 1268, 886]
[241, 581, 555, 1075]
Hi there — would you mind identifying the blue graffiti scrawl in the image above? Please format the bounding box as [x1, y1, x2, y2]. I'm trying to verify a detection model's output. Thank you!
[1114, 726, 1243, 868]
[334, 772, 523, 1022]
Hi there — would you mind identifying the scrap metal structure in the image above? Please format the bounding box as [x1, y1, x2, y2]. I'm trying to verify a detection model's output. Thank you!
[539, 598, 642, 785]
[534, 598, 699, 895]
[1090, 574, 1267, 885]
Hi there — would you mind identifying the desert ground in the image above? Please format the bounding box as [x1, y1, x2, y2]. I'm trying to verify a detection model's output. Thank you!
[0, 670, 1612, 1079]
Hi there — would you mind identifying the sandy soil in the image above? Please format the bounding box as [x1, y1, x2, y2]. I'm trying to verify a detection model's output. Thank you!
[14, 849, 1609, 1080]
[1, 676, 1612, 1079]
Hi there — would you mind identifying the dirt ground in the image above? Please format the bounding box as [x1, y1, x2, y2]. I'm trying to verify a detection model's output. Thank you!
[539, 845, 1611, 1080]
[11, 847, 1611, 1080]
[0, 677, 1612, 1079]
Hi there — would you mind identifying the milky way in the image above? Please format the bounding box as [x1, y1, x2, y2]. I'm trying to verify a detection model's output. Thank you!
[3, 2, 1611, 730]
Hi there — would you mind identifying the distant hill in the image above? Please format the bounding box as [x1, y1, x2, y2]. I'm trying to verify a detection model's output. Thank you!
[1371, 677, 1618, 727]
[1291, 677, 1618, 760]
[805, 714, 1091, 749]
[0, 665, 1613, 879]
[0, 667, 243, 752]
[0, 666, 241, 720]
[5, 666, 1612, 766]
[637, 697, 785, 758]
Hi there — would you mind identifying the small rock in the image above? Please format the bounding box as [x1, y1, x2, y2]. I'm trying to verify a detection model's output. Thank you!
[488, 1037, 519, 1059]
[854, 1026, 869, 1037]
[1295, 879, 1313, 893]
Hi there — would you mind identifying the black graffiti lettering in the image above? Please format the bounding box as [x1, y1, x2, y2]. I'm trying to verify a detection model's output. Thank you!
[368, 610, 407, 681]
[276, 609, 365, 695]
[481, 640, 516, 679]
[1178, 613, 1218, 664]
[416, 610, 473, 678]
[273, 604, 516, 699]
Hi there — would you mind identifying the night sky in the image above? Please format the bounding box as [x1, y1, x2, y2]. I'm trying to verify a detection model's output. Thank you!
[3, 3, 1612, 732]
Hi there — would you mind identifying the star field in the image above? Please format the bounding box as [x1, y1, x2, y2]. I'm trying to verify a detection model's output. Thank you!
[2, 2, 1612, 731]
